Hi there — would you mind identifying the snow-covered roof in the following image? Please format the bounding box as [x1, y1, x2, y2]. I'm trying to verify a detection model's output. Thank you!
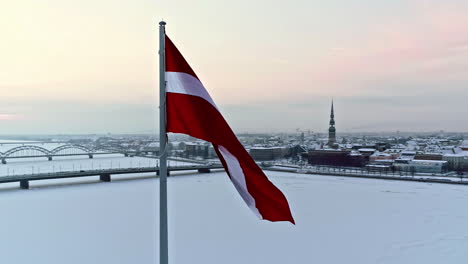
[385, 148, 403, 153]
[146, 142, 159, 147]
[185, 142, 207, 146]
[371, 152, 391, 157]
[444, 151, 468, 157]
[358, 148, 376, 152]
[250, 146, 286, 150]
[410, 160, 447, 164]
[372, 159, 394, 163]
[366, 164, 391, 168]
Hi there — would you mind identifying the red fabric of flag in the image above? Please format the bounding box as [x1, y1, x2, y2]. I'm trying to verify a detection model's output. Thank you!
[165, 35, 295, 224]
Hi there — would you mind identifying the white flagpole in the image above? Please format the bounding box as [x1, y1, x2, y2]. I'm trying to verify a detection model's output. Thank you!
[158, 20, 168, 264]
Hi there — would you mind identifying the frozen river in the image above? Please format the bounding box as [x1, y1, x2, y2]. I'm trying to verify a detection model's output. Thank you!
[1, 170, 468, 263]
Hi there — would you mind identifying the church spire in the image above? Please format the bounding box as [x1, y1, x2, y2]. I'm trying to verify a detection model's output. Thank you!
[331, 99, 334, 116]
[330, 98, 335, 125]
[328, 99, 337, 147]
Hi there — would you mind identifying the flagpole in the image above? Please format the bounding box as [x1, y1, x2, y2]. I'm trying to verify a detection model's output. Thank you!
[158, 20, 168, 264]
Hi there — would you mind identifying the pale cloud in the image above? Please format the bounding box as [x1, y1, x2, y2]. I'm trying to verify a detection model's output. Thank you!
[0, 114, 23, 121]
[309, 3, 468, 97]
[0, 0, 467, 133]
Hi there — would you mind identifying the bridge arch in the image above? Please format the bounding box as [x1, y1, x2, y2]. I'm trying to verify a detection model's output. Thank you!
[4, 145, 51, 157]
[51, 144, 92, 155]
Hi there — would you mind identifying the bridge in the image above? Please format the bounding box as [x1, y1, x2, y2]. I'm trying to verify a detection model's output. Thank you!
[2, 159, 467, 190]
[0, 164, 224, 189]
[0, 141, 69, 145]
[0, 144, 144, 164]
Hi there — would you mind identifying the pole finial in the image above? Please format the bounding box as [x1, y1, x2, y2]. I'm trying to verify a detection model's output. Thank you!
[159, 21, 166, 26]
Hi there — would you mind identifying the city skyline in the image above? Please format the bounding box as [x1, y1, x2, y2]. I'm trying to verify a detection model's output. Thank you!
[2, 2, 468, 264]
[1, 0, 468, 133]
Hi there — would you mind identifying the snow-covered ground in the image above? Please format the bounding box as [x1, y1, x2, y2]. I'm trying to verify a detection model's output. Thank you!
[1, 170, 468, 263]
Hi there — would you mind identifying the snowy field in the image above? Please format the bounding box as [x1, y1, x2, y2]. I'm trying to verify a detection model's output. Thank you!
[1, 170, 468, 263]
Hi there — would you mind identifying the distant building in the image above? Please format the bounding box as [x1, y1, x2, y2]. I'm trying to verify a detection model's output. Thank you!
[414, 153, 443, 161]
[399, 151, 416, 160]
[357, 148, 376, 155]
[461, 140, 468, 151]
[443, 146, 468, 171]
[393, 159, 448, 173]
[375, 142, 391, 151]
[184, 142, 216, 159]
[249, 146, 292, 161]
[249, 145, 305, 161]
[369, 151, 395, 162]
[141, 142, 160, 154]
[303, 150, 367, 167]
[328, 100, 337, 148]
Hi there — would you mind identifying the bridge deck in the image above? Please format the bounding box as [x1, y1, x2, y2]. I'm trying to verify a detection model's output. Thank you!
[4, 162, 465, 190]
[2, 152, 139, 159]
[0, 165, 223, 185]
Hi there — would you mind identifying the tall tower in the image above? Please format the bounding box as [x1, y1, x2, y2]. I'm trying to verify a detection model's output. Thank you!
[328, 99, 336, 147]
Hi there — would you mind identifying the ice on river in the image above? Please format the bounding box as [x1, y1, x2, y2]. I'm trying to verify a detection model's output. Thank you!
[1, 170, 468, 263]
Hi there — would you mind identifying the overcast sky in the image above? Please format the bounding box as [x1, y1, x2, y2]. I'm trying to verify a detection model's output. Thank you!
[1, 0, 467, 134]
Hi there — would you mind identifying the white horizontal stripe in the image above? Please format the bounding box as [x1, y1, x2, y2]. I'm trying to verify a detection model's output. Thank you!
[166, 72, 218, 110]
[218, 146, 262, 219]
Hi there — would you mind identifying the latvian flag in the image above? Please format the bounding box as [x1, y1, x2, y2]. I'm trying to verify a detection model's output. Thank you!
[165, 36, 295, 224]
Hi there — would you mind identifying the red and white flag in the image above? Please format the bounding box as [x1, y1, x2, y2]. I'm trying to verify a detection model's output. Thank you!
[165, 36, 295, 224]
